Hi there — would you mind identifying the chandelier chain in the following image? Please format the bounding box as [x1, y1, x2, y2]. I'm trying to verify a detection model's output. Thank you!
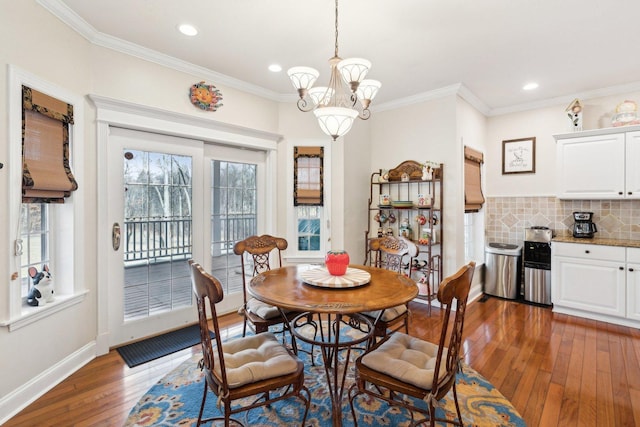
[287, 0, 379, 140]
[334, 0, 339, 58]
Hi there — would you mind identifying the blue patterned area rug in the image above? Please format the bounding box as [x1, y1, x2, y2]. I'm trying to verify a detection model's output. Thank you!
[124, 334, 526, 426]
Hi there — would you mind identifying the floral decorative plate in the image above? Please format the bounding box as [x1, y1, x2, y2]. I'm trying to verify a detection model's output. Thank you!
[189, 81, 223, 111]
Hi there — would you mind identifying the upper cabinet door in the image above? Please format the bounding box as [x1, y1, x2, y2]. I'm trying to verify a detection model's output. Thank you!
[625, 131, 640, 198]
[556, 133, 625, 199]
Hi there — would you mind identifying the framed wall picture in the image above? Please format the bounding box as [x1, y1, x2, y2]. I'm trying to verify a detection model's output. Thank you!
[502, 137, 536, 174]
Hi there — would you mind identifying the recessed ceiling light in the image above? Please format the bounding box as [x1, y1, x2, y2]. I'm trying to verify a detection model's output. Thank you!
[522, 82, 539, 91]
[268, 64, 282, 72]
[178, 24, 198, 36]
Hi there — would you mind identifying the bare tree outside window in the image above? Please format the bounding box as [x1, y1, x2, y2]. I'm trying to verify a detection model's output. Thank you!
[122, 150, 194, 320]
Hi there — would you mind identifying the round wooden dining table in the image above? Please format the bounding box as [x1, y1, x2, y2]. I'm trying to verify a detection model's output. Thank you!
[248, 263, 418, 427]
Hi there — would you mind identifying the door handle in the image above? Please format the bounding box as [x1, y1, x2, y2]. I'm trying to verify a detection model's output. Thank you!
[112, 223, 121, 251]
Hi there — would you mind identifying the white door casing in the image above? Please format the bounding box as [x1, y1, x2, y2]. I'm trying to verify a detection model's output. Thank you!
[106, 127, 204, 347]
[91, 95, 280, 355]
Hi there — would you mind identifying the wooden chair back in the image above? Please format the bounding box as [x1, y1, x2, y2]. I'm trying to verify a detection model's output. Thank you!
[370, 235, 418, 273]
[189, 260, 228, 390]
[365, 236, 419, 342]
[234, 235, 288, 293]
[189, 259, 311, 426]
[430, 261, 476, 401]
[349, 261, 476, 426]
[233, 235, 293, 337]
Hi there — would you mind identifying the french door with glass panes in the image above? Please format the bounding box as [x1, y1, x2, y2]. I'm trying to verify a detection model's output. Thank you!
[204, 144, 266, 314]
[106, 128, 265, 347]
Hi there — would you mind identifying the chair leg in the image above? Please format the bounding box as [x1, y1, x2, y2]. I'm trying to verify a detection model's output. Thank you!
[197, 381, 208, 426]
[452, 381, 463, 425]
[348, 383, 361, 427]
[428, 399, 436, 427]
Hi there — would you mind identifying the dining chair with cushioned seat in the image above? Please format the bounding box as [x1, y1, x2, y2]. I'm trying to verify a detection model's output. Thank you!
[364, 235, 419, 344]
[189, 260, 310, 427]
[348, 261, 476, 427]
[233, 234, 299, 338]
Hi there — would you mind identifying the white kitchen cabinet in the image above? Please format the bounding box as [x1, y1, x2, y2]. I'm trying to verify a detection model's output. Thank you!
[626, 248, 640, 321]
[625, 131, 640, 197]
[552, 242, 626, 318]
[554, 126, 640, 199]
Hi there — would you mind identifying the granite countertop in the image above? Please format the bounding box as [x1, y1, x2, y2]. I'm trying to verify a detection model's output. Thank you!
[552, 234, 640, 248]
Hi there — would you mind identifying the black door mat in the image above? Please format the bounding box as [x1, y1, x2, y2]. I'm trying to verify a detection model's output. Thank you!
[116, 324, 212, 368]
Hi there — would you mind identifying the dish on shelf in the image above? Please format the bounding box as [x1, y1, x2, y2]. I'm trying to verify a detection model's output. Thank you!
[391, 201, 414, 208]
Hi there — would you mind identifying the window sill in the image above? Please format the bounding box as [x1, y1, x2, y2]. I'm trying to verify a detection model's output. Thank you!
[0, 290, 89, 332]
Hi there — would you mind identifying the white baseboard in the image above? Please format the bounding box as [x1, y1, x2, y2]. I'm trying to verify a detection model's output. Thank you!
[412, 282, 483, 309]
[96, 332, 110, 356]
[468, 282, 484, 304]
[0, 341, 96, 425]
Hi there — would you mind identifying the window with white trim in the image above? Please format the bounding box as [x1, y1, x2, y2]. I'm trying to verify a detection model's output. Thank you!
[5, 65, 85, 328]
[287, 142, 330, 260]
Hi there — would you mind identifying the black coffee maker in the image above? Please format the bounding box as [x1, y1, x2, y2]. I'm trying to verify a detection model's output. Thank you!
[572, 211, 597, 238]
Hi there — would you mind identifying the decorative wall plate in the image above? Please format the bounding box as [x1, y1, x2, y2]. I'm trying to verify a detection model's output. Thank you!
[300, 267, 371, 288]
[189, 81, 223, 111]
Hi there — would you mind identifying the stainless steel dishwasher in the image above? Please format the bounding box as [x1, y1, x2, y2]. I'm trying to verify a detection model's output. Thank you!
[484, 242, 522, 300]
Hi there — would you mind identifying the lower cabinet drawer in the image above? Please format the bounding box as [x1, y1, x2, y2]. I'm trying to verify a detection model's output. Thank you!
[552, 241, 625, 262]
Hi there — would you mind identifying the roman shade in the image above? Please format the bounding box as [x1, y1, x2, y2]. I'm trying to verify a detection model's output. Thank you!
[293, 146, 324, 206]
[464, 146, 485, 212]
[22, 85, 78, 203]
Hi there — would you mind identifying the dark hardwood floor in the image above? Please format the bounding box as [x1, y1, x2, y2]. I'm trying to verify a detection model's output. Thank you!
[5, 296, 640, 426]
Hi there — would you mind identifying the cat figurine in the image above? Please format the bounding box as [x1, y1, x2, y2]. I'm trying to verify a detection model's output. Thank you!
[27, 265, 54, 306]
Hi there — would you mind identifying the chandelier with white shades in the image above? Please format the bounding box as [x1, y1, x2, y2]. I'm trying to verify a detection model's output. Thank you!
[287, 0, 381, 141]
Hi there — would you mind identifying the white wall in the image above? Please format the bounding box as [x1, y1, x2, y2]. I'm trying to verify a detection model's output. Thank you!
[456, 98, 488, 264]
[90, 48, 280, 133]
[0, 1, 283, 421]
[0, 0, 94, 407]
[340, 121, 372, 264]
[370, 96, 461, 276]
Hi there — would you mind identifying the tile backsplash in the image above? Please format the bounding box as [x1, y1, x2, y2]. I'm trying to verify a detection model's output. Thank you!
[485, 196, 640, 244]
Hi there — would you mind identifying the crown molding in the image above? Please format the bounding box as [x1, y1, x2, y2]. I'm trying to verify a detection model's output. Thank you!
[37, 0, 96, 41]
[457, 85, 491, 116]
[373, 83, 491, 116]
[373, 84, 461, 112]
[37, 0, 281, 101]
[37, 0, 640, 119]
[488, 81, 640, 116]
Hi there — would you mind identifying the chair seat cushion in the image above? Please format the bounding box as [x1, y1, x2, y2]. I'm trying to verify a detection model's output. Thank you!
[362, 304, 407, 322]
[215, 332, 299, 388]
[361, 332, 448, 389]
[246, 297, 284, 320]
